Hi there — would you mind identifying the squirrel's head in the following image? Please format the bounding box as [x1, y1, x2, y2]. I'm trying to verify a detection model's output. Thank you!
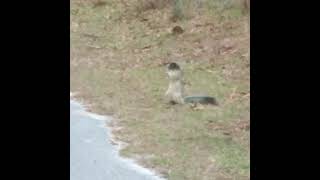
[168, 62, 180, 70]
[167, 62, 182, 81]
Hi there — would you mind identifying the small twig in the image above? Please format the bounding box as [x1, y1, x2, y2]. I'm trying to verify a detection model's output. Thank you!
[225, 87, 237, 104]
[241, 93, 250, 99]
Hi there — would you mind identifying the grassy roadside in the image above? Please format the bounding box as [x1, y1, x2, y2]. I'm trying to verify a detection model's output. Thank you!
[71, 0, 250, 179]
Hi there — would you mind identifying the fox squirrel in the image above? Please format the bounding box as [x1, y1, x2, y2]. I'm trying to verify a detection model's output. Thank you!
[165, 62, 218, 105]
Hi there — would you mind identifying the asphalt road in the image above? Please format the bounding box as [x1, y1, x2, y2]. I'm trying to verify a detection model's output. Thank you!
[70, 100, 164, 180]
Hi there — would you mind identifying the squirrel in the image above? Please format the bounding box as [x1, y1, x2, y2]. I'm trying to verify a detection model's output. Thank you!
[165, 62, 218, 105]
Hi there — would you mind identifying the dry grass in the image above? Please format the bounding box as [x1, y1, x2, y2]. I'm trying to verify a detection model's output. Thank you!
[135, 0, 172, 11]
[71, 0, 250, 179]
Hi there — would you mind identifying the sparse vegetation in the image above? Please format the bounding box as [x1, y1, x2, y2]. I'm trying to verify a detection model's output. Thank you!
[71, 0, 250, 179]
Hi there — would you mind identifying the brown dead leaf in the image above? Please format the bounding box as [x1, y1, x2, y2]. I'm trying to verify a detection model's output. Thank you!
[191, 103, 205, 111]
[172, 26, 184, 35]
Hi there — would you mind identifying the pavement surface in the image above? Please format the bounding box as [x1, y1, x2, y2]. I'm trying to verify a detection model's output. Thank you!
[70, 100, 164, 180]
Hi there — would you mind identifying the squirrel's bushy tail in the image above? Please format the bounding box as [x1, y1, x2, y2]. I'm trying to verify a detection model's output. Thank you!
[184, 96, 218, 105]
